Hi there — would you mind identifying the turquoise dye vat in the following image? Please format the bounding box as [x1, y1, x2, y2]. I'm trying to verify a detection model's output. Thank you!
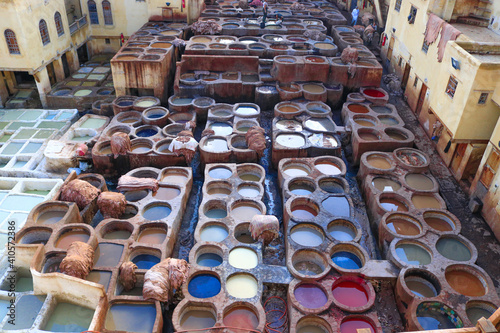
[94, 243, 124, 267]
[43, 302, 94, 332]
[436, 238, 471, 262]
[142, 205, 171, 220]
[0, 195, 44, 212]
[328, 224, 356, 242]
[19, 110, 42, 121]
[86, 271, 112, 291]
[13, 160, 27, 169]
[105, 303, 156, 333]
[197, 253, 223, 267]
[2, 295, 46, 330]
[395, 243, 431, 265]
[188, 274, 221, 298]
[200, 225, 228, 242]
[13, 129, 37, 139]
[322, 196, 350, 217]
[21, 142, 43, 154]
[2, 142, 24, 155]
[331, 251, 363, 269]
[132, 254, 160, 269]
[205, 208, 227, 219]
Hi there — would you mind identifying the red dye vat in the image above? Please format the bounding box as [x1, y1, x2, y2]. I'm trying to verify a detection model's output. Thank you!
[332, 281, 369, 308]
[340, 318, 375, 333]
[364, 89, 385, 98]
[223, 307, 259, 330]
[294, 284, 327, 309]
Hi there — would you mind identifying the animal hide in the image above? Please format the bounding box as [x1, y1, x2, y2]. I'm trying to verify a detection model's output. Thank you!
[119, 261, 138, 291]
[110, 132, 131, 159]
[60, 241, 94, 279]
[437, 23, 461, 62]
[117, 175, 159, 192]
[60, 179, 100, 210]
[97, 192, 127, 219]
[249, 215, 279, 246]
[143, 258, 190, 302]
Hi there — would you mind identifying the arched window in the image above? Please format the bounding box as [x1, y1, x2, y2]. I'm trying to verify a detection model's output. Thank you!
[102, 1, 113, 25]
[39, 19, 50, 45]
[88, 0, 99, 25]
[4, 29, 20, 54]
[54, 12, 64, 36]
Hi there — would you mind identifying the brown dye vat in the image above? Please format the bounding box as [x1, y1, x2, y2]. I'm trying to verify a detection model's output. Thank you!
[358, 131, 379, 141]
[315, 43, 335, 49]
[372, 177, 401, 192]
[116, 55, 140, 61]
[354, 118, 375, 127]
[348, 104, 369, 113]
[366, 155, 392, 169]
[411, 195, 442, 209]
[445, 270, 486, 296]
[405, 174, 434, 191]
[424, 216, 454, 232]
[379, 198, 408, 212]
[303, 84, 325, 94]
[192, 37, 212, 43]
[385, 129, 407, 141]
[386, 218, 421, 236]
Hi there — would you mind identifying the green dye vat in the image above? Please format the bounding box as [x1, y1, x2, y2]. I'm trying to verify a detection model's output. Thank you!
[80, 118, 106, 129]
[23, 189, 50, 196]
[0, 122, 8, 129]
[43, 302, 94, 332]
[66, 81, 81, 87]
[7, 122, 34, 130]
[1, 111, 21, 121]
[0, 195, 44, 212]
[87, 74, 106, 80]
[37, 121, 65, 129]
[82, 81, 97, 87]
[1, 142, 24, 155]
[72, 135, 94, 142]
[12, 129, 37, 140]
[0, 134, 12, 143]
[74, 89, 92, 97]
[18, 111, 42, 121]
[34, 130, 53, 139]
[2, 295, 46, 330]
[21, 142, 42, 154]
[15, 90, 32, 98]
[72, 74, 87, 79]
[9, 99, 23, 104]
[1, 269, 33, 292]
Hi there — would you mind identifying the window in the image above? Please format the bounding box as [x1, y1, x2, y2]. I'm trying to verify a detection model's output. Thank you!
[54, 12, 64, 36]
[395, 0, 402, 12]
[413, 77, 418, 88]
[398, 57, 403, 67]
[4, 29, 20, 54]
[105, 38, 111, 44]
[88, 0, 99, 24]
[39, 19, 50, 45]
[446, 75, 458, 98]
[422, 40, 429, 53]
[480, 148, 500, 188]
[478, 93, 488, 104]
[102, 1, 113, 25]
[408, 6, 417, 24]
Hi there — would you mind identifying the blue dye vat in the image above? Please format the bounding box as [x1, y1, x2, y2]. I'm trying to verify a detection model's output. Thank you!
[188, 274, 221, 298]
[132, 254, 160, 269]
[331, 251, 363, 269]
[147, 114, 163, 119]
[197, 253, 223, 267]
[136, 129, 158, 137]
[2, 295, 46, 330]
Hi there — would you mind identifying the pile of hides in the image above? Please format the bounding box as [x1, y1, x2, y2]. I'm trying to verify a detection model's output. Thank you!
[60, 242, 94, 279]
[119, 261, 138, 291]
[191, 19, 222, 35]
[341, 46, 359, 63]
[117, 175, 159, 192]
[361, 12, 376, 26]
[110, 132, 131, 159]
[249, 215, 279, 246]
[363, 25, 375, 44]
[249, 0, 262, 6]
[169, 130, 198, 164]
[353, 25, 365, 36]
[143, 258, 190, 302]
[290, 2, 305, 10]
[437, 23, 461, 62]
[201, 128, 215, 137]
[239, 0, 249, 9]
[97, 192, 127, 219]
[423, 14, 461, 62]
[382, 74, 402, 96]
[60, 179, 100, 210]
[245, 126, 266, 158]
[424, 13, 444, 45]
[303, 30, 326, 41]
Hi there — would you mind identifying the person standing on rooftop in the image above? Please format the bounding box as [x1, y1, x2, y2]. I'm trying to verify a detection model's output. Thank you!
[351, 6, 359, 26]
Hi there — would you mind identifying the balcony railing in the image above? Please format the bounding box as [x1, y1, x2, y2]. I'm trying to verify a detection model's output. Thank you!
[70, 14, 88, 35]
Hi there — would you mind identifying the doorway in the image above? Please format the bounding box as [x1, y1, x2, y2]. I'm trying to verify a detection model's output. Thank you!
[77, 43, 89, 64]
[401, 63, 411, 90]
[61, 53, 70, 78]
[386, 36, 395, 65]
[416, 83, 428, 115]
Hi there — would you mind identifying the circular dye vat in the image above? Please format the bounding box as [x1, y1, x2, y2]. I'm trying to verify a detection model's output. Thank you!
[205, 208, 227, 219]
[223, 307, 259, 330]
[197, 253, 223, 267]
[153, 187, 180, 200]
[322, 196, 350, 217]
[289, 182, 314, 196]
[395, 243, 431, 265]
[372, 177, 401, 192]
[370, 105, 391, 114]
[231, 203, 261, 221]
[283, 165, 309, 177]
[436, 238, 471, 261]
[204, 138, 229, 152]
[331, 251, 363, 269]
[412, 195, 442, 209]
[207, 185, 231, 197]
[387, 218, 421, 236]
[332, 281, 369, 308]
[319, 179, 344, 193]
[55, 230, 89, 250]
[209, 122, 233, 136]
[104, 229, 132, 240]
[417, 303, 462, 330]
[328, 223, 356, 242]
[386, 130, 407, 141]
[37, 211, 66, 224]
[123, 190, 148, 202]
[208, 167, 232, 179]
[348, 104, 369, 113]
[294, 284, 327, 309]
[367, 155, 392, 169]
[405, 173, 434, 191]
[303, 84, 325, 94]
[424, 215, 454, 232]
[298, 325, 327, 333]
[142, 204, 171, 220]
[379, 198, 407, 212]
[238, 172, 261, 182]
[315, 162, 341, 175]
[131, 254, 160, 269]
[180, 309, 216, 330]
[137, 228, 167, 244]
[136, 128, 158, 137]
[405, 276, 439, 298]
[162, 171, 188, 183]
[74, 89, 92, 97]
[340, 318, 375, 333]
[292, 205, 318, 219]
[294, 260, 324, 276]
[276, 134, 306, 148]
[364, 89, 385, 98]
[354, 118, 375, 127]
[238, 185, 260, 197]
[188, 274, 221, 298]
[290, 226, 324, 247]
[200, 225, 228, 242]
[276, 119, 302, 131]
[235, 106, 258, 116]
[228, 248, 258, 269]
[226, 274, 258, 298]
[358, 131, 379, 141]
[445, 270, 485, 296]
[466, 304, 495, 326]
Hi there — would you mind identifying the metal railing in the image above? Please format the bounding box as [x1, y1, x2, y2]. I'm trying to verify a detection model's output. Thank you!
[70, 14, 88, 35]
